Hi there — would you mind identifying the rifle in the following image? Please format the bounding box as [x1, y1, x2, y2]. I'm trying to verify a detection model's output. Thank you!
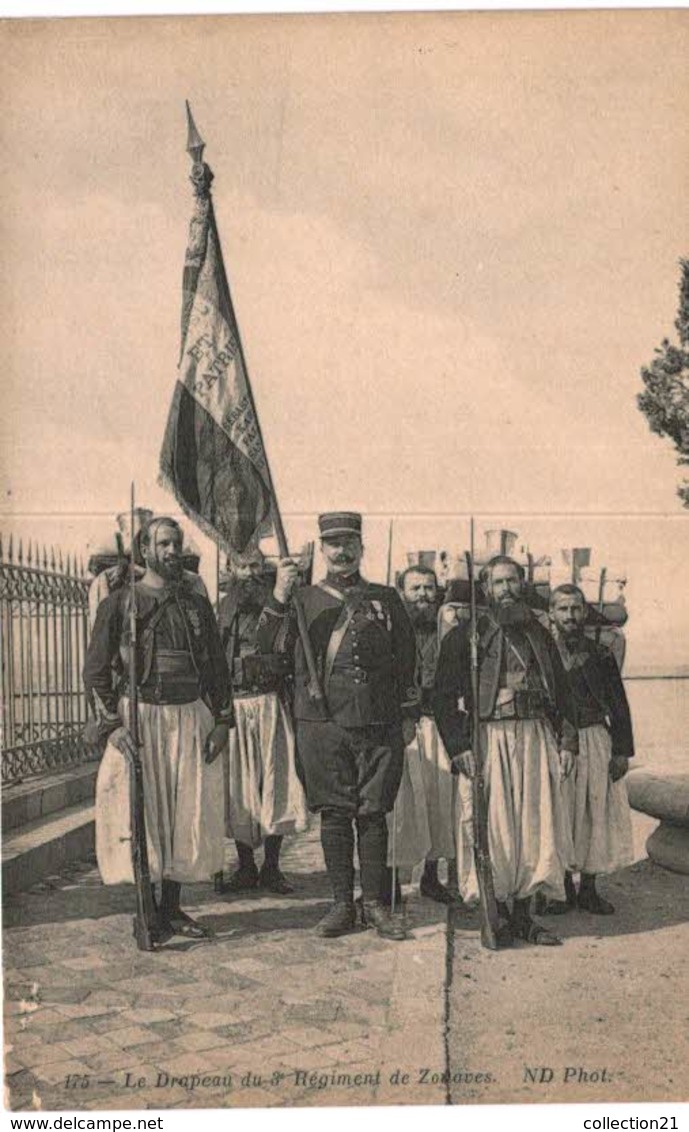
[465, 519, 501, 950]
[385, 520, 399, 914]
[128, 483, 159, 951]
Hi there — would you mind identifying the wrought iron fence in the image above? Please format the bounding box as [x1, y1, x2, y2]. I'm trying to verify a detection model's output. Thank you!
[0, 536, 93, 785]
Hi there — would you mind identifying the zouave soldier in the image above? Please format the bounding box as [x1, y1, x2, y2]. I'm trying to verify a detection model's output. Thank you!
[433, 555, 578, 947]
[389, 565, 467, 905]
[84, 517, 234, 939]
[217, 547, 308, 894]
[547, 584, 634, 914]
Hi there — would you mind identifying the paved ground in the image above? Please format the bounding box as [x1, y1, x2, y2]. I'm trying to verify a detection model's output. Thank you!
[4, 808, 689, 1111]
[445, 806, 689, 1105]
[3, 826, 450, 1112]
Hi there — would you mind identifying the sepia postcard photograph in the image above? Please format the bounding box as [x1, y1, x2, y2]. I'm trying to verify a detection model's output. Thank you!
[1, 6, 689, 1121]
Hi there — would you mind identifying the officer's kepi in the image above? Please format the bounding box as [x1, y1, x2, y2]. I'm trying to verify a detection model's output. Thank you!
[318, 512, 362, 540]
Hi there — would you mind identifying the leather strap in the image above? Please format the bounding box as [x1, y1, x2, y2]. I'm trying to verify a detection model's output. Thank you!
[323, 602, 358, 693]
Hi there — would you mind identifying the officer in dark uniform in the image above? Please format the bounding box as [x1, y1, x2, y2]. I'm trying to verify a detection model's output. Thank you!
[257, 512, 419, 940]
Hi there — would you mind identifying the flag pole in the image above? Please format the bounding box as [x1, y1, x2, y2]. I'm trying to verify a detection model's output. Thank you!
[184, 102, 325, 707]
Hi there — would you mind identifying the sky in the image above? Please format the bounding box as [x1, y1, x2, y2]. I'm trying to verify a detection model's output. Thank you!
[1, 10, 689, 670]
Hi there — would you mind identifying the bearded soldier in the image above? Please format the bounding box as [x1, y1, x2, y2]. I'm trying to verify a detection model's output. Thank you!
[88, 507, 207, 629]
[389, 565, 467, 905]
[217, 547, 308, 894]
[257, 512, 419, 940]
[84, 517, 234, 939]
[547, 584, 634, 914]
[433, 555, 578, 947]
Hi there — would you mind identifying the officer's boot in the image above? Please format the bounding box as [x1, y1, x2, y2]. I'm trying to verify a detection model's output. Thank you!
[357, 813, 407, 941]
[259, 836, 294, 895]
[380, 866, 402, 909]
[316, 810, 357, 937]
[578, 872, 614, 915]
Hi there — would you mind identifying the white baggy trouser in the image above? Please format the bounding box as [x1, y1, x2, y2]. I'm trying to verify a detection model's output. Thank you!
[96, 697, 224, 885]
[561, 723, 633, 875]
[224, 692, 309, 848]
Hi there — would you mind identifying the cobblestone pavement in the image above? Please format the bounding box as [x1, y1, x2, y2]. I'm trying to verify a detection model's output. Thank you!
[7, 807, 683, 1111]
[3, 826, 451, 1112]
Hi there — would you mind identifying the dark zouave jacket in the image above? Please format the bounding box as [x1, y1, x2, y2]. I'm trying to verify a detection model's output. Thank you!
[218, 584, 292, 697]
[553, 632, 634, 761]
[256, 572, 419, 728]
[83, 578, 233, 743]
[410, 616, 441, 717]
[432, 606, 579, 758]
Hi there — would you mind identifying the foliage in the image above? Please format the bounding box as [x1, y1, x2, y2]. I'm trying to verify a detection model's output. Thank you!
[637, 259, 689, 506]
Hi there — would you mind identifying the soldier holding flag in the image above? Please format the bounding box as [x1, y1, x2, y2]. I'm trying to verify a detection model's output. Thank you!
[258, 513, 419, 941]
[217, 545, 308, 894]
[157, 109, 419, 940]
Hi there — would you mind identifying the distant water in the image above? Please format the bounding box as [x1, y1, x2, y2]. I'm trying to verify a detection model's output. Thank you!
[625, 677, 689, 774]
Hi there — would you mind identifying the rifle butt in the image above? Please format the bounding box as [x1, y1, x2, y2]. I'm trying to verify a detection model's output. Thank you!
[132, 905, 158, 950]
[129, 756, 159, 951]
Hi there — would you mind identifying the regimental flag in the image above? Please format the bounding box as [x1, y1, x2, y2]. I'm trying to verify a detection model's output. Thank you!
[159, 106, 273, 554]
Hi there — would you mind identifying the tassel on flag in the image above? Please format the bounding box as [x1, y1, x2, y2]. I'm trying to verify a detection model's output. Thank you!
[159, 102, 273, 554]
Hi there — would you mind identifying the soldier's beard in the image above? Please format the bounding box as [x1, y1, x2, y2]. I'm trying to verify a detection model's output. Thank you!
[491, 599, 530, 626]
[152, 558, 183, 583]
[405, 601, 438, 627]
[235, 576, 269, 610]
[557, 623, 585, 646]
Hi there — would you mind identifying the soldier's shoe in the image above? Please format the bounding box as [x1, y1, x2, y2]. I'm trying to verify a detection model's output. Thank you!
[219, 865, 259, 894]
[564, 871, 578, 907]
[315, 902, 357, 937]
[535, 873, 577, 916]
[511, 912, 563, 946]
[361, 900, 408, 941]
[419, 876, 464, 906]
[577, 888, 615, 915]
[131, 915, 171, 949]
[541, 899, 572, 915]
[493, 901, 514, 947]
[163, 910, 212, 939]
[258, 866, 295, 895]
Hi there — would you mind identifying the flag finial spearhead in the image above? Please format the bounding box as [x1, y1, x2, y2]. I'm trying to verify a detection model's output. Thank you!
[185, 100, 214, 198]
[185, 100, 206, 163]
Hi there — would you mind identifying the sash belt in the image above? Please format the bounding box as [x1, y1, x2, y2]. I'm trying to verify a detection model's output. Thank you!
[125, 649, 200, 705]
[486, 689, 548, 721]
